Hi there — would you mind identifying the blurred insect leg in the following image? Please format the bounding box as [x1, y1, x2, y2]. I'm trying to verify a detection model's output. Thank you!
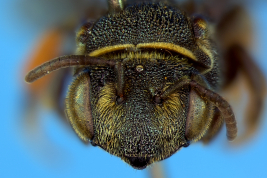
[199, 0, 233, 21]
[215, 5, 264, 143]
[24, 28, 65, 93]
[45, 69, 71, 119]
[23, 28, 68, 139]
[201, 107, 224, 144]
[148, 162, 168, 178]
[216, 6, 253, 52]
[22, 93, 68, 164]
[217, 6, 253, 88]
[179, 0, 197, 15]
[226, 45, 267, 144]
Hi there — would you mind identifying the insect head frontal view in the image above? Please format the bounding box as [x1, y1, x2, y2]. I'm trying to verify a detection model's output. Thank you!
[25, 0, 265, 170]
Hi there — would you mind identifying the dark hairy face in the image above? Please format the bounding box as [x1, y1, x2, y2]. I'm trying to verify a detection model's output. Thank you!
[69, 3, 218, 169]
[62, 2, 221, 169]
[89, 56, 192, 169]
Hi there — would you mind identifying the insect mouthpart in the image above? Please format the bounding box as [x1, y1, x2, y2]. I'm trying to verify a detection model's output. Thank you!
[124, 156, 151, 170]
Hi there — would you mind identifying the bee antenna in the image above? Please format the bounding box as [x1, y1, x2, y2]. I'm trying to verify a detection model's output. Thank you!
[161, 77, 237, 141]
[25, 55, 116, 83]
[108, 0, 126, 14]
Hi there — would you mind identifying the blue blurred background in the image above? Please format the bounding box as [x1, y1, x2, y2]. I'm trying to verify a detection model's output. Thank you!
[1, 0, 267, 178]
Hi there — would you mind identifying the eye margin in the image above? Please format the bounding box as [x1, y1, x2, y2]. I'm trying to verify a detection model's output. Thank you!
[65, 71, 94, 143]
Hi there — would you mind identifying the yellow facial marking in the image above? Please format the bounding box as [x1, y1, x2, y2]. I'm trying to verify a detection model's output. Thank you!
[136, 42, 197, 61]
[89, 44, 136, 57]
[89, 42, 197, 61]
[112, 52, 172, 61]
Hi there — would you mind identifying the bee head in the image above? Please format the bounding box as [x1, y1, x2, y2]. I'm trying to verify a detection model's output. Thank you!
[25, 2, 222, 169]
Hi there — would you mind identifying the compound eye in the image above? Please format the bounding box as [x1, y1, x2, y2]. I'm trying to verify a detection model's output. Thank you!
[65, 72, 94, 142]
